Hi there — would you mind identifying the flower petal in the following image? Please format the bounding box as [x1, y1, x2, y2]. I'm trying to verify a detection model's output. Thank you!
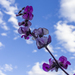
[47, 35, 51, 44]
[43, 28, 49, 35]
[42, 63, 50, 72]
[59, 56, 67, 63]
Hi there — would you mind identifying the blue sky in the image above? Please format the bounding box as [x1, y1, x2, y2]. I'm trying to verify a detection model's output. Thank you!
[0, 0, 75, 75]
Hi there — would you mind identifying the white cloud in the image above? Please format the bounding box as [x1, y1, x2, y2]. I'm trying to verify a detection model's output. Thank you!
[43, 14, 51, 20]
[73, 70, 75, 73]
[61, 49, 66, 53]
[1, 33, 7, 36]
[27, 62, 72, 75]
[54, 21, 75, 52]
[0, 42, 4, 47]
[8, 16, 19, 29]
[0, 64, 17, 75]
[0, 70, 6, 75]
[44, 44, 54, 53]
[32, 50, 37, 53]
[0, 11, 9, 30]
[13, 30, 18, 34]
[70, 57, 75, 59]
[14, 66, 17, 69]
[1, 64, 13, 72]
[26, 39, 33, 44]
[27, 65, 30, 68]
[54, 47, 61, 50]
[13, 36, 19, 40]
[0, 0, 19, 32]
[73, 54, 75, 56]
[60, 0, 75, 22]
[54, 54, 58, 57]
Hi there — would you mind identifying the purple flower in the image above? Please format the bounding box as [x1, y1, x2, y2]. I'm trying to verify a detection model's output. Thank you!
[22, 12, 33, 20]
[18, 26, 31, 39]
[21, 34, 31, 40]
[59, 56, 71, 69]
[73, 74, 75, 75]
[16, 6, 33, 20]
[24, 6, 33, 13]
[42, 58, 59, 72]
[42, 63, 51, 72]
[18, 27, 29, 34]
[32, 28, 51, 49]
[36, 35, 51, 49]
[32, 28, 49, 38]
[42, 56, 71, 72]
[18, 20, 32, 26]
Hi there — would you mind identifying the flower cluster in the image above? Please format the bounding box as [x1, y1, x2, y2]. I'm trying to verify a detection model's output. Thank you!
[42, 56, 71, 72]
[16, 6, 33, 39]
[16, 5, 51, 49]
[16, 5, 75, 75]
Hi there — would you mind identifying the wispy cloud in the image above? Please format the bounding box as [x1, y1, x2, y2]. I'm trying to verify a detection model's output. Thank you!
[0, 11, 9, 30]
[0, 64, 17, 75]
[0, 0, 19, 32]
[0, 70, 6, 75]
[54, 54, 58, 57]
[70, 57, 75, 59]
[1, 33, 7, 36]
[13, 36, 19, 40]
[54, 21, 75, 52]
[43, 14, 51, 20]
[54, 47, 61, 50]
[27, 65, 30, 68]
[61, 49, 66, 53]
[32, 50, 37, 53]
[73, 54, 75, 56]
[13, 30, 18, 34]
[0, 42, 4, 47]
[60, 0, 75, 22]
[26, 39, 33, 44]
[1, 64, 13, 72]
[14, 66, 17, 69]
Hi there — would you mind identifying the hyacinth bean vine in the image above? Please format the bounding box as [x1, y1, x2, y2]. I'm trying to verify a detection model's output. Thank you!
[16, 6, 75, 75]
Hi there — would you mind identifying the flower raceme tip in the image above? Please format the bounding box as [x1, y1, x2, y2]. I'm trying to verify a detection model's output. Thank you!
[16, 6, 33, 20]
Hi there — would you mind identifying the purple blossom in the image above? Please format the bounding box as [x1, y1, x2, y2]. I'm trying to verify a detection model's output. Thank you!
[42, 63, 51, 72]
[59, 56, 71, 69]
[22, 12, 33, 20]
[42, 58, 59, 72]
[32, 28, 49, 38]
[16, 6, 33, 20]
[21, 34, 31, 40]
[18, 27, 29, 34]
[32, 28, 51, 49]
[36, 35, 51, 49]
[24, 6, 33, 13]
[18, 20, 32, 26]
[42, 56, 71, 72]
[18, 26, 31, 39]
[22, 6, 33, 20]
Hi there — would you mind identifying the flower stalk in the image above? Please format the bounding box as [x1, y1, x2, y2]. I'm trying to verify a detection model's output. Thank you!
[16, 5, 75, 75]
